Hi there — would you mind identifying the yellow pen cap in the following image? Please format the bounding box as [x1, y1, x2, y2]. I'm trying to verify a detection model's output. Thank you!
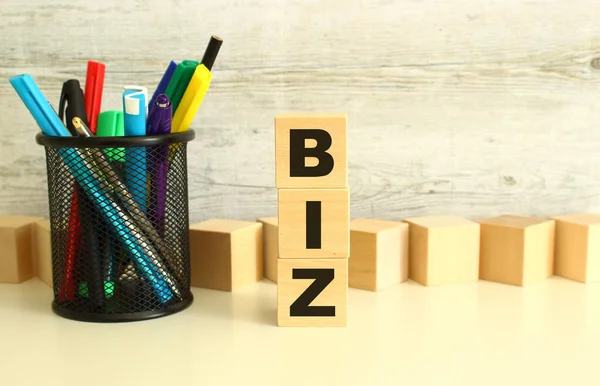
[171, 64, 212, 133]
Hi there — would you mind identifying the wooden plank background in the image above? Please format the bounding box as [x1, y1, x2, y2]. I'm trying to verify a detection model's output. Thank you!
[1, 0, 600, 223]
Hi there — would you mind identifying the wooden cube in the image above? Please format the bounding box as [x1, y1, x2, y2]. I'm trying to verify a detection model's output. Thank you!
[479, 215, 555, 286]
[0, 215, 44, 283]
[349, 218, 409, 291]
[278, 188, 349, 259]
[189, 219, 263, 291]
[275, 113, 347, 189]
[551, 213, 600, 283]
[403, 215, 480, 286]
[277, 258, 347, 327]
[32, 219, 53, 287]
[257, 216, 278, 282]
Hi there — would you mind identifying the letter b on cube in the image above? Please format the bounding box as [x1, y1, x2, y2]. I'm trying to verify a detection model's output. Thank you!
[275, 113, 347, 189]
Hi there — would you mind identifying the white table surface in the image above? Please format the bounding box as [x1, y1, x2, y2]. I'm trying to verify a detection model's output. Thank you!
[1, 277, 599, 386]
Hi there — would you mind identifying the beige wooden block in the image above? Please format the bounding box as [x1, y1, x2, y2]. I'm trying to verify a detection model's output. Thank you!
[189, 219, 263, 291]
[275, 113, 347, 189]
[349, 218, 408, 291]
[479, 215, 555, 286]
[277, 258, 347, 327]
[32, 219, 53, 287]
[403, 215, 480, 286]
[0, 215, 44, 283]
[257, 216, 278, 282]
[551, 213, 600, 283]
[278, 188, 349, 259]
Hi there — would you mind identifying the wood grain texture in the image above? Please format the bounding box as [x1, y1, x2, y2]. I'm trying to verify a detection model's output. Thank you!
[32, 219, 52, 287]
[404, 216, 480, 286]
[257, 216, 278, 282]
[2, 0, 600, 223]
[349, 218, 409, 291]
[479, 215, 555, 286]
[552, 213, 600, 282]
[189, 219, 263, 291]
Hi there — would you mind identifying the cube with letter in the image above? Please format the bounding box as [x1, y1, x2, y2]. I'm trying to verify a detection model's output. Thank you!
[349, 218, 409, 291]
[277, 258, 347, 327]
[479, 215, 555, 286]
[278, 188, 349, 259]
[275, 113, 347, 189]
[189, 219, 263, 291]
[275, 113, 349, 327]
[403, 215, 480, 286]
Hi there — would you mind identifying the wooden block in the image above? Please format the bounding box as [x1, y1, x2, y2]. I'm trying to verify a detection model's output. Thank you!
[257, 216, 278, 282]
[479, 215, 555, 286]
[403, 215, 480, 286]
[0, 215, 45, 283]
[189, 219, 263, 291]
[349, 218, 409, 291]
[277, 258, 347, 327]
[275, 113, 347, 189]
[278, 188, 349, 259]
[32, 219, 53, 287]
[551, 213, 600, 283]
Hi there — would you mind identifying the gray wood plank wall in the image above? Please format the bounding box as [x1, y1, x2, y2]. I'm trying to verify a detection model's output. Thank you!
[2, 0, 600, 223]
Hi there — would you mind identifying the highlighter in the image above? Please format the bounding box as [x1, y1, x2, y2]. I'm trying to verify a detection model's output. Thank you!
[165, 60, 199, 114]
[171, 35, 222, 133]
[171, 65, 211, 133]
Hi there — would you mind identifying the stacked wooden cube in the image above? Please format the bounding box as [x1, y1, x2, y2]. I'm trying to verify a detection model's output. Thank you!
[275, 113, 349, 327]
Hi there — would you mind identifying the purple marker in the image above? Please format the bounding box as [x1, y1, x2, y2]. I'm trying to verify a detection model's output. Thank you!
[147, 94, 172, 235]
[147, 94, 172, 135]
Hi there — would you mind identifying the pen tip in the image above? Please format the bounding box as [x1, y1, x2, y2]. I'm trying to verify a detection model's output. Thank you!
[72, 117, 82, 129]
[156, 94, 170, 107]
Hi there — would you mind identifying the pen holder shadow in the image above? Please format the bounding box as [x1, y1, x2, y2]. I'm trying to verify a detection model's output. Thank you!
[36, 130, 195, 322]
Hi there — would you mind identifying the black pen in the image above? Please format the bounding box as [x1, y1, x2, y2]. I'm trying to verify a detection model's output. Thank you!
[59, 80, 88, 135]
[59, 80, 106, 306]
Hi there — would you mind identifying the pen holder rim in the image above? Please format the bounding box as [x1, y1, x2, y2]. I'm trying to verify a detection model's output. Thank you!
[35, 129, 195, 149]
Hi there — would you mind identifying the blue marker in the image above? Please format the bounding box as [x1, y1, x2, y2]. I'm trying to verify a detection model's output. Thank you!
[9, 74, 70, 137]
[149, 61, 177, 109]
[122, 86, 148, 212]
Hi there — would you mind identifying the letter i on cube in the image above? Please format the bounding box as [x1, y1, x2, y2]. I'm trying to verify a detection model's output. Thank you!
[275, 113, 349, 327]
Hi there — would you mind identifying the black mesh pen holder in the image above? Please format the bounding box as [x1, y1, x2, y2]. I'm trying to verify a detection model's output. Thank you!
[36, 130, 195, 323]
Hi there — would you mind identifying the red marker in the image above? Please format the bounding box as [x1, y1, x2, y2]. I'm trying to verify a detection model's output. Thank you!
[60, 189, 80, 301]
[84, 61, 105, 133]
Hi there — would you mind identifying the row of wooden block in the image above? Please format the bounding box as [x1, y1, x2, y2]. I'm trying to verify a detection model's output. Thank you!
[260, 213, 600, 289]
[3, 212, 600, 289]
[178, 212, 600, 290]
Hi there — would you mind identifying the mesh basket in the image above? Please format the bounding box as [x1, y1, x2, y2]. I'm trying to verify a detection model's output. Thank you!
[35, 130, 195, 322]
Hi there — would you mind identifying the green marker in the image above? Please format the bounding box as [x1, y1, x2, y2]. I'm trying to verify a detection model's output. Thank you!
[165, 60, 199, 114]
[78, 281, 114, 299]
[97, 110, 125, 162]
